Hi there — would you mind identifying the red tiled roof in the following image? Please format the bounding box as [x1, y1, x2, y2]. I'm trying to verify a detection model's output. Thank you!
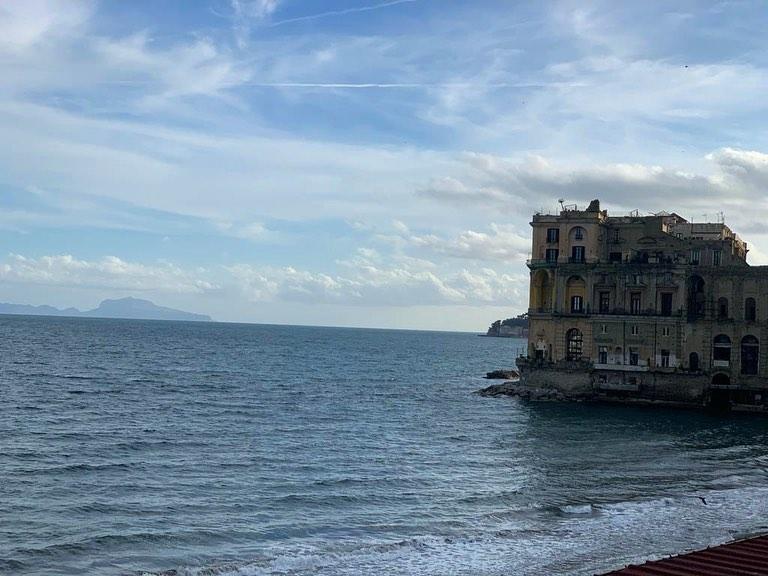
[601, 534, 768, 576]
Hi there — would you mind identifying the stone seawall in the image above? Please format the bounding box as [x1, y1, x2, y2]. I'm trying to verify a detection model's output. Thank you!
[477, 358, 768, 413]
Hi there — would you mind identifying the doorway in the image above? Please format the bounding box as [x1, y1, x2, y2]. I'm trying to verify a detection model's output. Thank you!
[708, 373, 731, 413]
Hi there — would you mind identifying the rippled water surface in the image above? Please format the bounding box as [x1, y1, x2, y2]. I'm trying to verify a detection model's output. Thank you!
[3, 316, 768, 575]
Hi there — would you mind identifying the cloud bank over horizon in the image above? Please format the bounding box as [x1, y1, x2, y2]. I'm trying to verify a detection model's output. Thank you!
[3, 0, 768, 330]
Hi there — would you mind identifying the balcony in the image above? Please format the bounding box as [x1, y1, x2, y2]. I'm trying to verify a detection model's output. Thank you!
[526, 258, 558, 268]
[593, 363, 649, 372]
[591, 308, 684, 318]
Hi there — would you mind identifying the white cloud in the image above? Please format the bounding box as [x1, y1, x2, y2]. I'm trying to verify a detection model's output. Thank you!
[214, 220, 277, 242]
[419, 149, 768, 218]
[707, 148, 768, 189]
[228, 260, 527, 307]
[0, 0, 92, 53]
[93, 32, 250, 106]
[0, 254, 216, 293]
[0, 100, 452, 225]
[387, 221, 530, 262]
[230, 0, 280, 48]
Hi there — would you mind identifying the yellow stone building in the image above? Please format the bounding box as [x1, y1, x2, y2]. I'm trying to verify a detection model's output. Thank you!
[521, 199, 767, 411]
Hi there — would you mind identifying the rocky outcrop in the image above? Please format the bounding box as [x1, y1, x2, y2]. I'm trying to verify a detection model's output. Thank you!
[485, 316, 529, 338]
[485, 369, 520, 380]
[476, 380, 595, 401]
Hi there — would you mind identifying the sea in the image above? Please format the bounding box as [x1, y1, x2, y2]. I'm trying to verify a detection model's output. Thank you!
[3, 315, 768, 576]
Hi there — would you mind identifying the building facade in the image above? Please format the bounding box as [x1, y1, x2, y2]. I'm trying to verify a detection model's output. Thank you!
[522, 199, 768, 411]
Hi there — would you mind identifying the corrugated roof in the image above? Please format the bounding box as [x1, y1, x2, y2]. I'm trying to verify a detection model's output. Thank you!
[601, 534, 768, 576]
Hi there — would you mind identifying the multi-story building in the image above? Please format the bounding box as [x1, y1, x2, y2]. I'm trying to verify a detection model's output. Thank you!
[520, 199, 767, 411]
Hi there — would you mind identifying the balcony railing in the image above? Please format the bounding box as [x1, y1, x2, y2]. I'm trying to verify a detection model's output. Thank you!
[552, 307, 685, 318]
[526, 258, 558, 267]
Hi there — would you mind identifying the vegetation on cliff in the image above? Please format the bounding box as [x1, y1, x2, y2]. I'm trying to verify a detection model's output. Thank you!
[485, 313, 528, 337]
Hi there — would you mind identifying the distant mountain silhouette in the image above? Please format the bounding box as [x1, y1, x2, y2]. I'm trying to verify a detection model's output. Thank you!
[0, 297, 211, 322]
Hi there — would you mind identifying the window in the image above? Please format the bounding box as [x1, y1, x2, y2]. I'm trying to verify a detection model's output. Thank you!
[663, 272, 673, 284]
[615, 347, 623, 364]
[629, 348, 639, 366]
[631, 324, 639, 336]
[660, 293, 673, 316]
[741, 335, 759, 375]
[713, 334, 731, 365]
[609, 252, 623, 263]
[574, 227, 584, 240]
[612, 229, 620, 242]
[631, 273, 642, 285]
[630, 292, 642, 315]
[566, 328, 583, 361]
[660, 349, 670, 368]
[598, 346, 608, 364]
[545, 248, 559, 263]
[691, 249, 700, 265]
[717, 297, 729, 320]
[546, 228, 559, 243]
[600, 324, 607, 334]
[689, 352, 700, 371]
[662, 326, 670, 337]
[571, 246, 585, 263]
[712, 250, 722, 266]
[688, 276, 706, 318]
[570, 295, 583, 313]
[599, 291, 610, 314]
[745, 297, 757, 321]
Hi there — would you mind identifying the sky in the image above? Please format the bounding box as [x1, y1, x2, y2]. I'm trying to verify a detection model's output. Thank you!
[3, 0, 768, 331]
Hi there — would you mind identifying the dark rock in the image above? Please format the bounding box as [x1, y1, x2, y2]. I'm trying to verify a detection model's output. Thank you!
[485, 369, 520, 380]
[476, 381, 519, 397]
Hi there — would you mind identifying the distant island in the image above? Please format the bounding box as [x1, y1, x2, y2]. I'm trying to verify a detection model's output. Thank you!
[484, 313, 528, 338]
[0, 297, 212, 322]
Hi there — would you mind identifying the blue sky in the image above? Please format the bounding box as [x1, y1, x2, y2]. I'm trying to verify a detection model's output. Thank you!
[3, 0, 768, 330]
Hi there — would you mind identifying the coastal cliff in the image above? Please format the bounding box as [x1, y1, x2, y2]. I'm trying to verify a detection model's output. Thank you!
[484, 313, 528, 337]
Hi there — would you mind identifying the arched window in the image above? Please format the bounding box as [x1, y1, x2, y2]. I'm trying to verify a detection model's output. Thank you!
[531, 270, 552, 312]
[689, 352, 699, 371]
[570, 226, 586, 241]
[688, 275, 705, 318]
[741, 335, 759, 375]
[717, 297, 729, 319]
[745, 298, 757, 322]
[713, 334, 731, 365]
[566, 328, 583, 361]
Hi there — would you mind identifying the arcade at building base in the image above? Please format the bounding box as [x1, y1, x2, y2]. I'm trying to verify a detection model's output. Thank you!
[515, 357, 768, 413]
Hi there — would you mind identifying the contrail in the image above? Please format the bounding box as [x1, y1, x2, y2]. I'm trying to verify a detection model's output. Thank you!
[269, 0, 419, 27]
[242, 81, 586, 89]
[95, 80, 586, 90]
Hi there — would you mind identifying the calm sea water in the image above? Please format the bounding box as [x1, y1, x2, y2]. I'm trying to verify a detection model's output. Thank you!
[3, 316, 768, 576]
